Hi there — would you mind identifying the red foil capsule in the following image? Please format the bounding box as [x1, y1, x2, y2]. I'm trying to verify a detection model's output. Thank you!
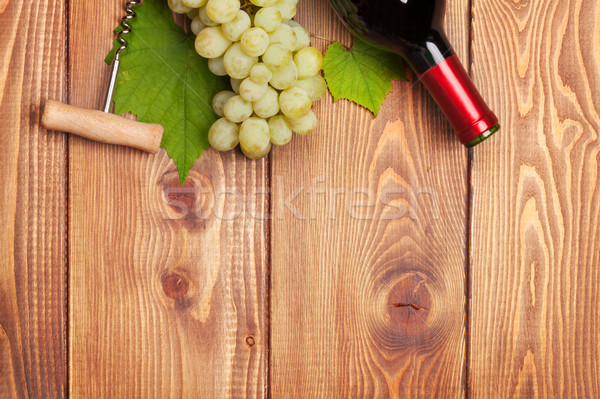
[419, 54, 499, 146]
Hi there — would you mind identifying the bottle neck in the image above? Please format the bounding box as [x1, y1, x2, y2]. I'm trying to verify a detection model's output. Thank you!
[401, 29, 454, 74]
[418, 54, 499, 146]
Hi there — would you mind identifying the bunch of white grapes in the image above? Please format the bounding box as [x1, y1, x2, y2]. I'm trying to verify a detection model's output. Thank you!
[169, 0, 326, 159]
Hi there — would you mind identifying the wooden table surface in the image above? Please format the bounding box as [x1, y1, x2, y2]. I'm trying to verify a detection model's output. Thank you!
[1, 0, 599, 397]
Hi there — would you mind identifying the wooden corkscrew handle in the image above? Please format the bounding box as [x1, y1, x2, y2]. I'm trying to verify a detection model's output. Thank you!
[42, 100, 164, 153]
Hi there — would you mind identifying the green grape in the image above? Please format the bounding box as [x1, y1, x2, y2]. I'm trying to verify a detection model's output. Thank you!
[252, 86, 280, 118]
[272, 0, 297, 20]
[250, 0, 278, 6]
[190, 15, 207, 35]
[268, 115, 293, 146]
[230, 77, 242, 93]
[250, 63, 273, 85]
[208, 56, 227, 76]
[284, 20, 301, 28]
[224, 95, 253, 123]
[222, 10, 251, 41]
[183, 0, 207, 8]
[268, 24, 297, 51]
[212, 91, 236, 117]
[239, 78, 269, 102]
[195, 26, 232, 58]
[269, 60, 298, 90]
[294, 47, 323, 78]
[198, 6, 219, 26]
[286, 110, 317, 135]
[242, 142, 272, 160]
[168, 0, 192, 14]
[224, 43, 258, 79]
[206, 0, 239, 23]
[293, 75, 327, 101]
[254, 7, 282, 32]
[239, 117, 271, 157]
[263, 44, 292, 71]
[186, 8, 200, 19]
[291, 26, 311, 51]
[209, 118, 240, 151]
[240, 27, 270, 57]
[279, 87, 312, 119]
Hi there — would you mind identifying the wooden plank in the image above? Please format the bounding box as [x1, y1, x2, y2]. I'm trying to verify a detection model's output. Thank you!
[270, 1, 471, 397]
[0, 0, 67, 398]
[68, 2, 268, 397]
[470, 0, 600, 397]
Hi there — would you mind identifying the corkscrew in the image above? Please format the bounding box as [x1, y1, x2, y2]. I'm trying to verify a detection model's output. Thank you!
[103, 0, 140, 112]
[42, 1, 164, 153]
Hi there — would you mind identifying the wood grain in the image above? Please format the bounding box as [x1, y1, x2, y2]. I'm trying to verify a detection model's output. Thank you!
[270, 1, 471, 397]
[68, 2, 267, 397]
[3, 0, 599, 396]
[469, 0, 600, 397]
[0, 1, 67, 398]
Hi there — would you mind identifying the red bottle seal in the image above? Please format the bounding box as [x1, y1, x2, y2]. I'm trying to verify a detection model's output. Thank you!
[419, 54, 499, 146]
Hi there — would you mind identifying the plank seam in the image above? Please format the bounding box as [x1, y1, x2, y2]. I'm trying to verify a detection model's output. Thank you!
[63, 0, 71, 397]
[266, 152, 273, 399]
[464, 0, 474, 398]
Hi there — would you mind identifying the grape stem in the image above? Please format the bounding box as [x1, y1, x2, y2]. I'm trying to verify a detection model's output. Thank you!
[240, 0, 254, 11]
[312, 34, 336, 43]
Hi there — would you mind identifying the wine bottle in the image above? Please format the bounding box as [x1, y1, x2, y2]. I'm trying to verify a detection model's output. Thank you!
[329, 0, 499, 147]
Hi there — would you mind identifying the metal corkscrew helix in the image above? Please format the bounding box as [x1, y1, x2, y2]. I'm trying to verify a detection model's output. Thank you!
[103, 0, 140, 112]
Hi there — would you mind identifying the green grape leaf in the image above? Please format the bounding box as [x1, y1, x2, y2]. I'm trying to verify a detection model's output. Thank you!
[322, 38, 406, 117]
[106, 0, 229, 184]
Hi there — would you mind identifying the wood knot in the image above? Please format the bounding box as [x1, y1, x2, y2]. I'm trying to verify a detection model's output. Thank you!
[387, 273, 432, 328]
[390, 302, 426, 311]
[158, 169, 214, 230]
[370, 269, 447, 351]
[245, 336, 256, 347]
[161, 271, 190, 301]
